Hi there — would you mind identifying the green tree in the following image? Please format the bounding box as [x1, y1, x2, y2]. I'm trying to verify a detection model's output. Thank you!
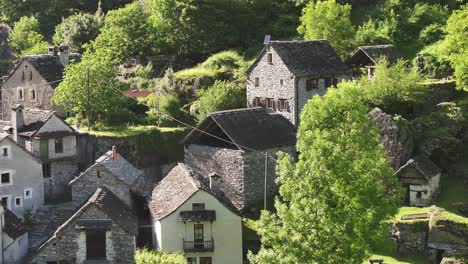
[53, 54, 126, 126]
[9, 16, 48, 56]
[145, 93, 184, 126]
[360, 58, 427, 115]
[193, 80, 246, 122]
[53, 11, 104, 53]
[249, 82, 401, 264]
[135, 248, 186, 264]
[298, 0, 355, 58]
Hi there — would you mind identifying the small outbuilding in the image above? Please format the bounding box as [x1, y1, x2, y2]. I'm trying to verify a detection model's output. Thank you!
[1, 204, 29, 264]
[394, 156, 441, 207]
[347, 44, 401, 79]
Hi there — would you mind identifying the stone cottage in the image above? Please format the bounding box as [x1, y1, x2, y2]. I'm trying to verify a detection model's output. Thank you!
[347, 44, 401, 79]
[150, 163, 242, 264]
[28, 187, 138, 264]
[395, 156, 441, 207]
[183, 108, 296, 216]
[0, 45, 80, 120]
[6, 105, 80, 201]
[1, 204, 29, 264]
[0, 134, 43, 218]
[69, 148, 145, 209]
[246, 40, 351, 125]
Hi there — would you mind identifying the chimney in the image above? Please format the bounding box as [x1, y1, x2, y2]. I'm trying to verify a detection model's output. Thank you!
[48, 46, 58, 56]
[209, 173, 222, 195]
[11, 104, 24, 142]
[59, 45, 69, 66]
[112, 145, 117, 161]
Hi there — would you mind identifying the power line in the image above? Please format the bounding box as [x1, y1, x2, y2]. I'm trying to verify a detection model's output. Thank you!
[0, 79, 65, 91]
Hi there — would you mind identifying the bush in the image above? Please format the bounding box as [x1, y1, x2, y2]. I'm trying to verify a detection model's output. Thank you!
[146, 94, 185, 126]
[201, 50, 249, 80]
[135, 248, 186, 264]
[414, 41, 453, 79]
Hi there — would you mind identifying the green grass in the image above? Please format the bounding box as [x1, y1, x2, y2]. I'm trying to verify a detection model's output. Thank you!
[174, 67, 218, 80]
[394, 207, 431, 222]
[367, 238, 428, 264]
[82, 125, 186, 138]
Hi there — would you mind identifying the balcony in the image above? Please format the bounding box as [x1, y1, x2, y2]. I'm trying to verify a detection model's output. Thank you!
[179, 210, 216, 222]
[183, 239, 214, 252]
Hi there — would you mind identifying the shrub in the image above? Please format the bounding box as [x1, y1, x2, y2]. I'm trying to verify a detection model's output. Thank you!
[146, 94, 185, 126]
[135, 248, 186, 264]
[414, 41, 453, 79]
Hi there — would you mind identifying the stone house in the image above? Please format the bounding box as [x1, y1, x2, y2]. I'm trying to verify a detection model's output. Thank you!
[183, 108, 296, 216]
[1, 204, 29, 264]
[347, 44, 401, 79]
[69, 148, 145, 209]
[28, 187, 138, 264]
[150, 163, 242, 264]
[4, 105, 80, 201]
[0, 46, 80, 120]
[0, 134, 43, 218]
[246, 40, 351, 125]
[395, 156, 441, 207]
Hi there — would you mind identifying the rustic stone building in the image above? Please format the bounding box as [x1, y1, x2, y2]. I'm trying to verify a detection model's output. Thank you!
[395, 156, 441, 207]
[246, 40, 351, 125]
[149, 163, 242, 264]
[28, 187, 137, 264]
[183, 108, 296, 216]
[69, 149, 144, 209]
[347, 44, 401, 79]
[0, 46, 80, 120]
[1, 204, 29, 264]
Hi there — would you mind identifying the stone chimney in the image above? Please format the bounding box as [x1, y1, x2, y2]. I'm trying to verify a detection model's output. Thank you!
[11, 104, 24, 142]
[59, 45, 69, 66]
[48, 46, 58, 56]
[209, 173, 222, 195]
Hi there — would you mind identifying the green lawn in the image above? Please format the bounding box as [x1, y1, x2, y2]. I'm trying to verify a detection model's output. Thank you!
[81, 125, 187, 138]
[366, 237, 428, 264]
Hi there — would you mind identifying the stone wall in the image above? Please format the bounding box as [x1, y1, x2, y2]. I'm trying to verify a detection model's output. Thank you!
[29, 205, 136, 264]
[394, 220, 429, 256]
[46, 160, 79, 201]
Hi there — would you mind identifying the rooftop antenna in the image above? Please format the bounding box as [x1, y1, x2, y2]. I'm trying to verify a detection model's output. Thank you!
[263, 35, 271, 45]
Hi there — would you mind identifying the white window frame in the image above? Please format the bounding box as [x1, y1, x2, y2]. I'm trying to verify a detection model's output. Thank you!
[17, 87, 24, 101]
[30, 88, 37, 102]
[24, 188, 33, 199]
[1, 195, 11, 210]
[0, 170, 13, 186]
[15, 196, 22, 208]
[0, 145, 11, 159]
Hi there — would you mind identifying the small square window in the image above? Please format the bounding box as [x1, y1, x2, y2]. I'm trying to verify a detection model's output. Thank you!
[306, 79, 318, 91]
[1, 196, 9, 209]
[1, 172, 11, 184]
[1, 147, 9, 158]
[24, 189, 32, 199]
[15, 197, 22, 207]
[267, 53, 273, 64]
[187, 257, 197, 264]
[254, 77, 259, 87]
[55, 138, 63, 154]
[280, 79, 284, 86]
[192, 203, 205, 210]
[97, 170, 101, 178]
[324, 78, 331, 88]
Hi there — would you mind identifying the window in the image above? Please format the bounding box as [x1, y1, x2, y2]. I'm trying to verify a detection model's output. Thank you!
[278, 99, 289, 111]
[416, 191, 422, 199]
[29, 71, 33, 81]
[280, 79, 284, 86]
[1, 172, 11, 185]
[54, 138, 63, 154]
[1, 146, 10, 159]
[306, 79, 318, 91]
[200, 257, 213, 264]
[252, 97, 260, 107]
[86, 230, 106, 259]
[24, 188, 32, 199]
[15, 197, 22, 207]
[17, 88, 24, 100]
[21, 71, 25, 81]
[1, 196, 10, 209]
[333, 78, 338, 87]
[254, 77, 259, 87]
[194, 224, 204, 242]
[31, 89, 36, 101]
[96, 170, 101, 178]
[187, 257, 197, 264]
[266, 98, 275, 109]
[43, 164, 51, 178]
[267, 52, 273, 64]
[192, 203, 205, 210]
[324, 78, 331, 88]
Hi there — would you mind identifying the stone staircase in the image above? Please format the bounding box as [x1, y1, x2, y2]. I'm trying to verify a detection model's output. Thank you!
[29, 202, 78, 250]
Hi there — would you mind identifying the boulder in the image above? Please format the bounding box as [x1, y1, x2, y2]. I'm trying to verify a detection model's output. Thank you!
[369, 107, 415, 170]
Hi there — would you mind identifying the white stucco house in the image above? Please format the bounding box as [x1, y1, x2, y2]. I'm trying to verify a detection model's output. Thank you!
[0, 134, 43, 218]
[394, 156, 442, 207]
[150, 163, 242, 264]
[1, 204, 29, 264]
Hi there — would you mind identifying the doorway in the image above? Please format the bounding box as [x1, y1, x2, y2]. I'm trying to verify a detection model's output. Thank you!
[86, 230, 106, 260]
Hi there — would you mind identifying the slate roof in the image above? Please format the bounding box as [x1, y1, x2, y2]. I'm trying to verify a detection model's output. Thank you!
[395, 156, 442, 180]
[183, 108, 296, 151]
[2, 205, 27, 239]
[0, 134, 42, 163]
[17, 107, 54, 137]
[149, 163, 238, 221]
[248, 40, 351, 77]
[23, 55, 64, 87]
[348, 44, 401, 66]
[95, 151, 143, 186]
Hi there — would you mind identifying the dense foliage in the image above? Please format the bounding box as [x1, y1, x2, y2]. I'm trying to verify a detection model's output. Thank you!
[134, 248, 186, 264]
[249, 83, 401, 263]
[9, 16, 48, 56]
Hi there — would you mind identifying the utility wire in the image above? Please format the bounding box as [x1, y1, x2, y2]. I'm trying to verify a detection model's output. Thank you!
[0, 79, 65, 90]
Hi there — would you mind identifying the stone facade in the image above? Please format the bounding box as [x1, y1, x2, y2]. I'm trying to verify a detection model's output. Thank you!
[394, 220, 429, 256]
[29, 205, 136, 264]
[70, 164, 133, 208]
[184, 144, 295, 214]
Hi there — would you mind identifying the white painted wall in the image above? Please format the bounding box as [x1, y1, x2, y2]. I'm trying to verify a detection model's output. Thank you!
[36, 115, 73, 135]
[154, 190, 242, 264]
[409, 173, 441, 206]
[31, 135, 77, 159]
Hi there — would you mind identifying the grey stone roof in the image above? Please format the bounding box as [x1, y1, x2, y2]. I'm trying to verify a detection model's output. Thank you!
[183, 107, 296, 151]
[149, 163, 238, 221]
[395, 156, 441, 180]
[348, 44, 401, 66]
[17, 108, 54, 136]
[2, 205, 27, 239]
[95, 150, 143, 186]
[248, 40, 351, 77]
[23, 55, 64, 87]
